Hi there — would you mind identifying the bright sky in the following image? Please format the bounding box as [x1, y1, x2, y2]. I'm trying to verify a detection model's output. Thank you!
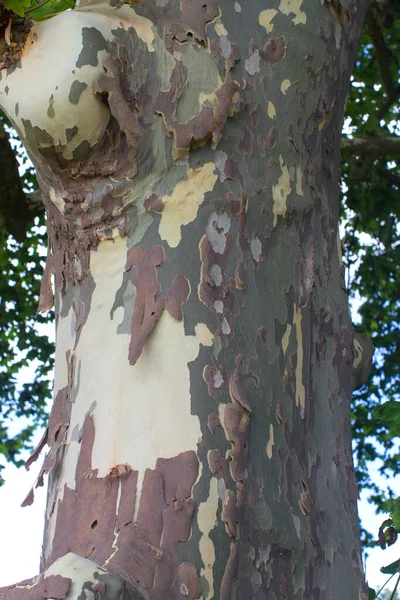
[0, 447, 47, 586]
[0, 443, 398, 594]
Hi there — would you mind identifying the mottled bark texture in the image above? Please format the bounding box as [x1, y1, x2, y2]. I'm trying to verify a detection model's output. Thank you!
[0, 1, 369, 598]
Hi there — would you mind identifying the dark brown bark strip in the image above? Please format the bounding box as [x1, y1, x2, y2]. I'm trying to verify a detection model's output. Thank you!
[125, 245, 166, 366]
[0, 575, 71, 600]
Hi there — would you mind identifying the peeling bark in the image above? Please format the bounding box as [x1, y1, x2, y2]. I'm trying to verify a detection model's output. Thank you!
[0, 0, 369, 598]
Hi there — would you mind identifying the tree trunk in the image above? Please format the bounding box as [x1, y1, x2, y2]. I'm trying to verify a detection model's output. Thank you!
[0, 1, 369, 598]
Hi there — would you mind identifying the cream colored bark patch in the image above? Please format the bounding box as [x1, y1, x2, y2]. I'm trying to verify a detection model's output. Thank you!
[282, 323, 292, 354]
[49, 187, 66, 213]
[259, 8, 278, 32]
[267, 101, 276, 119]
[195, 322, 214, 347]
[159, 163, 218, 247]
[215, 22, 228, 36]
[353, 338, 363, 370]
[0, 17, 109, 158]
[281, 79, 291, 95]
[272, 155, 292, 225]
[294, 304, 305, 416]
[0, 2, 155, 160]
[120, 7, 155, 51]
[57, 236, 213, 510]
[79, 3, 155, 51]
[296, 165, 304, 196]
[279, 0, 307, 25]
[266, 424, 274, 459]
[197, 476, 219, 598]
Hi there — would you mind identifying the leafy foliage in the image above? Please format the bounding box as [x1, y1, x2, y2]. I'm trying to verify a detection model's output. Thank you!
[341, 0, 400, 541]
[374, 587, 400, 600]
[0, 114, 53, 484]
[2, 0, 75, 20]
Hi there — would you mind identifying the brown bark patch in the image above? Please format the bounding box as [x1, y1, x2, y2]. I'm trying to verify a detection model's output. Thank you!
[220, 543, 238, 600]
[93, 55, 142, 168]
[44, 413, 200, 599]
[203, 364, 225, 398]
[48, 415, 129, 567]
[22, 352, 74, 506]
[165, 0, 219, 46]
[126, 245, 166, 366]
[72, 297, 85, 335]
[166, 274, 190, 320]
[259, 37, 286, 65]
[38, 251, 55, 312]
[144, 193, 164, 213]
[207, 412, 221, 432]
[208, 448, 228, 484]
[0, 13, 32, 71]
[126, 246, 191, 364]
[0, 575, 71, 600]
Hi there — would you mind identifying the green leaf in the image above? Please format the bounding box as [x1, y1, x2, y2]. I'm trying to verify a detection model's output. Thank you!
[2, 0, 31, 16]
[391, 502, 400, 531]
[25, 0, 76, 20]
[381, 559, 400, 575]
[374, 402, 400, 437]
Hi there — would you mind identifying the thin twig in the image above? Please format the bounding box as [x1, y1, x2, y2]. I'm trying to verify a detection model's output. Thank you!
[376, 573, 396, 599]
[389, 573, 400, 600]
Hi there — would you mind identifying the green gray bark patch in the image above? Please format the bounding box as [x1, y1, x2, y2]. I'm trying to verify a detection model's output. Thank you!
[75, 27, 108, 68]
[68, 80, 88, 105]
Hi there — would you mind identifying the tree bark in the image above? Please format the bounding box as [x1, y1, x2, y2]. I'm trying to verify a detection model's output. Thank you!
[0, 1, 369, 598]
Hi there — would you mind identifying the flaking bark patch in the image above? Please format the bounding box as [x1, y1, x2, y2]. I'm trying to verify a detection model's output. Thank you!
[126, 246, 191, 363]
[22, 351, 74, 506]
[155, 70, 240, 159]
[163, 0, 219, 47]
[126, 245, 166, 366]
[166, 273, 190, 320]
[144, 193, 164, 213]
[93, 54, 143, 177]
[0, 13, 32, 71]
[0, 575, 71, 600]
[43, 415, 200, 599]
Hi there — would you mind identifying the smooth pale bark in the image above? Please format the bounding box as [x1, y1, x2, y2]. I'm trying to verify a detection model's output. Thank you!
[0, 1, 369, 598]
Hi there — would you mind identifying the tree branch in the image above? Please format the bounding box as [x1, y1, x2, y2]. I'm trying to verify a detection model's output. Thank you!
[341, 135, 400, 157]
[377, 82, 400, 121]
[0, 120, 43, 240]
[366, 10, 397, 99]
[365, 6, 400, 122]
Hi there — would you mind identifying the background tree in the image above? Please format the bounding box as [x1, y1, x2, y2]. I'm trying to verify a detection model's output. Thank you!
[340, 0, 400, 540]
[0, 113, 53, 484]
[379, 588, 400, 600]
